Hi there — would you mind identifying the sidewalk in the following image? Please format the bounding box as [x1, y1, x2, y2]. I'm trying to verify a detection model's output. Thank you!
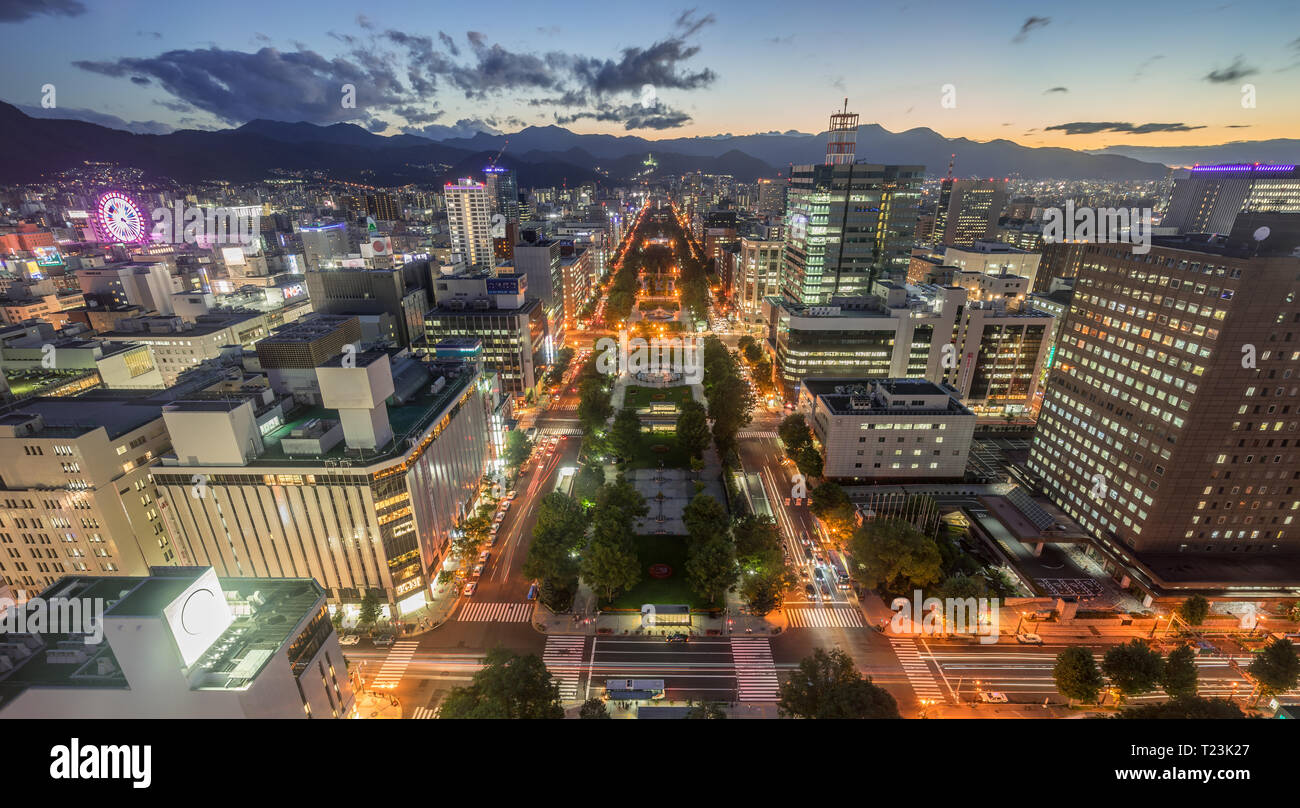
[532, 584, 787, 637]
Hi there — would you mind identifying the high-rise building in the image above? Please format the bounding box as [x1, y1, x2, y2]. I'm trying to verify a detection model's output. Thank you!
[153, 354, 495, 616]
[781, 163, 923, 304]
[934, 179, 1009, 248]
[304, 265, 429, 348]
[1027, 237, 1300, 591]
[444, 179, 495, 271]
[366, 192, 400, 222]
[1162, 163, 1300, 254]
[734, 238, 783, 325]
[485, 166, 520, 223]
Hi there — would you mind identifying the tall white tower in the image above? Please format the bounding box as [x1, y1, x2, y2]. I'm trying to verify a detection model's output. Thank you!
[444, 178, 495, 271]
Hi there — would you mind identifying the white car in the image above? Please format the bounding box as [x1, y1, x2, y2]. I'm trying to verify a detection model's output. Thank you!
[1016, 632, 1043, 645]
[463, 581, 477, 596]
[337, 634, 360, 646]
[978, 691, 1009, 703]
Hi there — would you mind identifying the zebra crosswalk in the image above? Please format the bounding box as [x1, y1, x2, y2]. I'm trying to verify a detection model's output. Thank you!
[786, 606, 865, 628]
[543, 635, 587, 701]
[372, 640, 420, 690]
[730, 637, 780, 702]
[551, 401, 579, 411]
[737, 430, 778, 439]
[411, 705, 438, 719]
[457, 601, 533, 623]
[888, 637, 945, 703]
[538, 426, 583, 436]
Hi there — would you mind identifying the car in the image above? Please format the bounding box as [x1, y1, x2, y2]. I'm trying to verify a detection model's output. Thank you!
[814, 552, 826, 565]
[804, 584, 817, 599]
[818, 580, 833, 597]
[493, 512, 505, 523]
[478, 550, 491, 564]
[463, 581, 477, 596]
[506, 490, 518, 500]
[490, 522, 500, 535]
[373, 635, 395, 647]
[813, 567, 824, 580]
[799, 568, 810, 580]
[977, 691, 1009, 703]
[337, 634, 360, 646]
[471, 564, 484, 578]
[665, 633, 690, 643]
[1016, 632, 1043, 645]
[526, 582, 539, 600]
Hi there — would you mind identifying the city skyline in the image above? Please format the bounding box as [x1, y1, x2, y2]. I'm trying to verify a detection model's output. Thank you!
[0, 0, 1297, 151]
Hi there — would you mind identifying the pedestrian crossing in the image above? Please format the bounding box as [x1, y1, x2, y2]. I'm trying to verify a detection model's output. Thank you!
[543, 635, 587, 701]
[786, 606, 865, 628]
[411, 705, 438, 719]
[730, 637, 780, 702]
[457, 601, 533, 623]
[372, 640, 420, 690]
[888, 637, 945, 702]
[737, 430, 778, 439]
[551, 401, 579, 411]
[538, 426, 583, 436]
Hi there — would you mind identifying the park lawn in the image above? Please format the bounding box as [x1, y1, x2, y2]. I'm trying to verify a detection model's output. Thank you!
[606, 534, 721, 610]
[623, 385, 694, 410]
[637, 298, 680, 311]
[624, 430, 691, 471]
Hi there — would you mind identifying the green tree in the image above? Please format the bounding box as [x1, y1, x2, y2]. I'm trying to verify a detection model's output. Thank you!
[686, 535, 737, 604]
[608, 407, 643, 467]
[1116, 697, 1246, 719]
[846, 518, 943, 593]
[503, 430, 533, 469]
[1248, 637, 1300, 697]
[675, 399, 711, 458]
[1162, 644, 1199, 699]
[1102, 640, 1165, 699]
[579, 698, 611, 719]
[934, 573, 989, 601]
[794, 443, 824, 478]
[358, 589, 383, 629]
[778, 412, 814, 453]
[684, 702, 727, 719]
[438, 648, 564, 719]
[580, 522, 641, 602]
[778, 648, 901, 719]
[573, 457, 606, 505]
[522, 492, 587, 584]
[1053, 646, 1105, 703]
[732, 515, 783, 567]
[742, 341, 763, 364]
[740, 566, 792, 616]
[809, 482, 856, 540]
[578, 377, 613, 432]
[737, 335, 756, 354]
[1177, 594, 1210, 626]
[682, 492, 729, 548]
[452, 509, 492, 563]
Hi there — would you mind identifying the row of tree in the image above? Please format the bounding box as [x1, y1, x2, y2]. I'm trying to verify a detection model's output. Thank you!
[701, 335, 755, 457]
[777, 412, 824, 478]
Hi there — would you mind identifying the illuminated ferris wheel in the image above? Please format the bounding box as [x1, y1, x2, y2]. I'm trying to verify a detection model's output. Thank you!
[93, 191, 147, 244]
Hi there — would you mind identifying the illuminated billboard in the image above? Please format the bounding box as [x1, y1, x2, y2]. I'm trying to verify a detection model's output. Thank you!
[162, 568, 233, 668]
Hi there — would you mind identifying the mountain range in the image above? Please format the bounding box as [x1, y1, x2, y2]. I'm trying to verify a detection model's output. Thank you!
[9, 101, 1290, 187]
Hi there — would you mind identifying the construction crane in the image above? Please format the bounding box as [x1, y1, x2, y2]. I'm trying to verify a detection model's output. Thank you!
[486, 138, 509, 170]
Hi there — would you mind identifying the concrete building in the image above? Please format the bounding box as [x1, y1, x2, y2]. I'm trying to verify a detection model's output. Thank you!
[734, 238, 783, 326]
[1027, 237, 1300, 592]
[797, 378, 974, 481]
[299, 223, 350, 271]
[96, 311, 271, 386]
[0, 396, 176, 595]
[513, 239, 564, 343]
[0, 567, 354, 719]
[941, 242, 1041, 289]
[559, 248, 593, 331]
[256, 315, 362, 405]
[304, 265, 429, 348]
[1163, 163, 1300, 254]
[152, 354, 496, 616]
[444, 178, 495, 271]
[75, 263, 179, 315]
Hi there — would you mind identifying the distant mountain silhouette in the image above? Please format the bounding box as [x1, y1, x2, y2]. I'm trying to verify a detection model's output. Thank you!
[1089, 140, 1300, 168]
[0, 101, 1189, 184]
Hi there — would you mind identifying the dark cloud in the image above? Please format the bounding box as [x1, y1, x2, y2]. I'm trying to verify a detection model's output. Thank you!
[1204, 56, 1258, 83]
[356, 14, 373, 30]
[17, 103, 172, 134]
[555, 101, 692, 130]
[402, 118, 503, 140]
[568, 38, 716, 94]
[1043, 86, 1068, 94]
[0, 0, 85, 22]
[1045, 121, 1206, 135]
[1012, 16, 1050, 43]
[75, 47, 407, 125]
[438, 31, 460, 57]
[673, 8, 716, 39]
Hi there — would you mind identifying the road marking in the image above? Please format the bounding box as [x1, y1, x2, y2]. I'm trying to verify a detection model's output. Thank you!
[538, 426, 583, 436]
[730, 638, 780, 702]
[786, 606, 865, 628]
[543, 635, 588, 702]
[737, 430, 778, 439]
[888, 637, 946, 702]
[411, 706, 438, 719]
[371, 640, 420, 690]
[457, 601, 534, 623]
